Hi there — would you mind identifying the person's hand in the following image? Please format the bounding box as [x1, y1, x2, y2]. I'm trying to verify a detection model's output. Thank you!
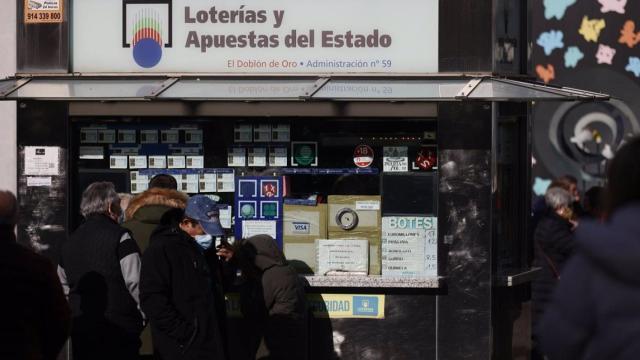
[569, 219, 579, 231]
[216, 245, 234, 262]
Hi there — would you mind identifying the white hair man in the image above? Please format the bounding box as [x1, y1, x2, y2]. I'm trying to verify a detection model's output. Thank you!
[58, 182, 144, 360]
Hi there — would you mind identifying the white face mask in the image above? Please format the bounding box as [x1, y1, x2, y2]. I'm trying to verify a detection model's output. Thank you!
[194, 234, 213, 250]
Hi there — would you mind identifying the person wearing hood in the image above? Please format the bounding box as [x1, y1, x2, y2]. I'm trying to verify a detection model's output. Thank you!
[219, 235, 308, 360]
[123, 174, 188, 253]
[539, 136, 640, 360]
[140, 195, 228, 360]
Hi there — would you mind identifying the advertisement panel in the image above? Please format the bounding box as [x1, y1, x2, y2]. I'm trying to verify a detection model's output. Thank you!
[24, 0, 64, 24]
[73, 0, 438, 73]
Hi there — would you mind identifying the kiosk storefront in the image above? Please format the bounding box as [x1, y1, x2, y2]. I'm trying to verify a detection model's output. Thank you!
[3, 0, 608, 359]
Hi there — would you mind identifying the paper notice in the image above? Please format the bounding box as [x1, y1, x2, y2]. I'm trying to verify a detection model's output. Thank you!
[24, 146, 60, 176]
[118, 130, 137, 144]
[269, 147, 288, 167]
[234, 124, 253, 143]
[228, 148, 246, 167]
[78, 146, 104, 160]
[130, 171, 150, 194]
[109, 156, 128, 169]
[167, 156, 186, 169]
[356, 201, 381, 211]
[271, 124, 291, 142]
[128, 156, 147, 169]
[186, 156, 205, 169]
[248, 148, 267, 167]
[148, 156, 167, 169]
[80, 128, 98, 143]
[254, 124, 272, 142]
[184, 129, 203, 144]
[316, 239, 369, 275]
[140, 130, 159, 144]
[220, 206, 233, 229]
[161, 129, 180, 144]
[198, 173, 216, 193]
[242, 220, 277, 239]
[27, 176, 52, 187]
[217, 172, 235, 192]
[383, 146, 409, 172]
[97, 129, 116, 144]
[381, 216, 438, 277]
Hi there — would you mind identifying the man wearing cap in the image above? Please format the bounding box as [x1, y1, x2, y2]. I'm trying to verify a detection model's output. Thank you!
[140, 195, 228, 360]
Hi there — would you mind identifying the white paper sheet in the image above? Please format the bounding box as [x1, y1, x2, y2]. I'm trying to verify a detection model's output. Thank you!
[241, 220, 277, 239]
[24, 146, 60, 175]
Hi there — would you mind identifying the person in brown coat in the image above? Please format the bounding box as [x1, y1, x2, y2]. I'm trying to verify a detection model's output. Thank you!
[123, 174, 188, 253]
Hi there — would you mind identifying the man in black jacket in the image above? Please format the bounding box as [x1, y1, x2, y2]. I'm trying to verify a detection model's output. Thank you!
[58, 182, 144, 360]
[140, 195, 228, 360]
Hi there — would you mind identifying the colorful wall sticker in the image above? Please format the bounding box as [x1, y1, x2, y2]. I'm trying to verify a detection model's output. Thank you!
[598, 0, 627, 14]
[543, 0, 576, 20]
[579, 16, 606, 42]
[595, 44, 616, 64]
[537, 30, 565, 55]
[564, 46, 584, 68]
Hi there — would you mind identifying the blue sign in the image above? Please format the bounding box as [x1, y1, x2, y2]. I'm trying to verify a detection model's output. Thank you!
[352, 296, 380, 317]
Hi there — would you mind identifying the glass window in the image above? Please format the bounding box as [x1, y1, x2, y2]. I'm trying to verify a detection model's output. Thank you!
[71, 116, 440, 286]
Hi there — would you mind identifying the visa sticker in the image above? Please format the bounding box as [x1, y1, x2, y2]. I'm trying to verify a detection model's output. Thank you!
[292, 222, 311, 234]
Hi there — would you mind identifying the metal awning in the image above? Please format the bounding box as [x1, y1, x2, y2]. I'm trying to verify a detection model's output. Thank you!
[0, 76, 609, 102]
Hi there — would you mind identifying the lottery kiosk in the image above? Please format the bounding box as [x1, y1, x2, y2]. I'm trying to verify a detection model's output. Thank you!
[3, 0, 608, 359]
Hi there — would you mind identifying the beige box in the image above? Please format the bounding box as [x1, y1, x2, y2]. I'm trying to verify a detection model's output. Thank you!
[328, 195, 382, 275]
[283, 203, 328, 274]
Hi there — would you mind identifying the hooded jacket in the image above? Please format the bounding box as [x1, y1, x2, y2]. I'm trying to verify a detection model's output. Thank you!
[238, 235, 308, 360]
[539, 204, 640, 360]
[123, 188, 188, 253]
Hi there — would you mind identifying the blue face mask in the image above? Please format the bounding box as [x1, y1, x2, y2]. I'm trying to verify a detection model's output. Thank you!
[194, 234, 213, 250]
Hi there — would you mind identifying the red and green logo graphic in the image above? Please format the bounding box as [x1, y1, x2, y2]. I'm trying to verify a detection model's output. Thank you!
[123, 0, 172, 69]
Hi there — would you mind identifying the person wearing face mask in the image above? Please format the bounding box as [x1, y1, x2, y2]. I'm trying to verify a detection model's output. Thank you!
[58, 182, 144, 360]
[140, 195, 228, 360]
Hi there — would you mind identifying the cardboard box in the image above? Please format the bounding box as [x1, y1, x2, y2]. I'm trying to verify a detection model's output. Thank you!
[328, 195, 382, 275]
[283, 203, 328, 274]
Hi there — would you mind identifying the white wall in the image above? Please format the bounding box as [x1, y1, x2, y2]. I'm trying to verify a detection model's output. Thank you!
[0, 0, 16, 193]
